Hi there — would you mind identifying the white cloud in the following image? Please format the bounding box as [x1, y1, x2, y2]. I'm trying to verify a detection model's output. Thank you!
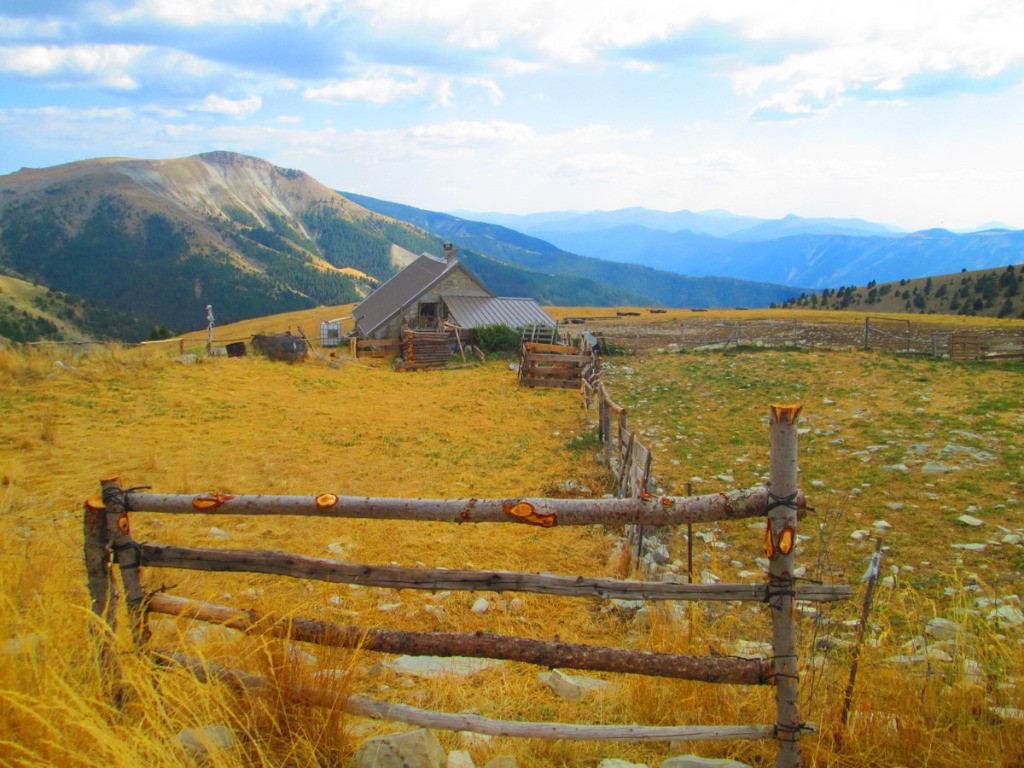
[0, 44, 147, 89]
[305, 72, 428, 104]
[116, 0, 336, 27]
[190, 93, 263, 116]
[407, 120, 534, 144]
[305, 67, 501, 106]
[748, 79, 845, 120]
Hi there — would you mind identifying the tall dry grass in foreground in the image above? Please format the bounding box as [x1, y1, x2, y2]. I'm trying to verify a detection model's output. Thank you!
[0, 334, 1022, 766]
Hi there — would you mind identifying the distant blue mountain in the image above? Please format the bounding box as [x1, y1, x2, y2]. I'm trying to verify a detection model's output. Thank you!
[457, 207, 905, 240]
[456, 207, 767, 238]
[529, 226, 1024, 289]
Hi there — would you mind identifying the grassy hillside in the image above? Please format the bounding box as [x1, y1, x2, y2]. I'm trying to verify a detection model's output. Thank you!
[1, 308, 1021, 766]
[779, 264, 1024, 318]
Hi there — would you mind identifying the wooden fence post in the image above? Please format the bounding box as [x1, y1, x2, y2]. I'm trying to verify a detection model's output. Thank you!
[101, 477, 149, 646]
[84, 495, 122, 698]
[768, 404, 804, 768]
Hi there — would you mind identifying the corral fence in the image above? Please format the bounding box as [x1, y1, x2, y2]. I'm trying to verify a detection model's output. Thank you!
[85, 404, 848, 767]
[519, 336, 600, 390]
[577, 315, 1024, 359]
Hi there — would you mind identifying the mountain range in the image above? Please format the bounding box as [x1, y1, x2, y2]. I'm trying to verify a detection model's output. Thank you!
[0, 152, 799, 340]
[457, 209, 1023, 289]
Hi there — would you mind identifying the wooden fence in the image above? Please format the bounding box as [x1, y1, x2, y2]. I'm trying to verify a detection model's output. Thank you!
[85, 404, 846, 767]
[948, 329, 1024, 360]
[351, 337, 402, 360]
[520, 339, 600, 389]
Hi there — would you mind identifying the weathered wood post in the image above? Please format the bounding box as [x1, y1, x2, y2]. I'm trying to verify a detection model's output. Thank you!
[768, 404, 803, 768]
[101, 476, 149, 646]
[84, 495, 121, 697]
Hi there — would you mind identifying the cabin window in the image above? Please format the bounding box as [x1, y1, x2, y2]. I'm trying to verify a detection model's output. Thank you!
[419, 302, 438, 320]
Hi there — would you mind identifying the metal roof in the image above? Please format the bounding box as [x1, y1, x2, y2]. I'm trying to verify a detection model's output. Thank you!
[443, 295, 556, 330]
[353, 253, 458, 336]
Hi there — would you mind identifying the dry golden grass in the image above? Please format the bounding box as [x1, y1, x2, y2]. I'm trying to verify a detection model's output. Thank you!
[1, 310, 1022, 767]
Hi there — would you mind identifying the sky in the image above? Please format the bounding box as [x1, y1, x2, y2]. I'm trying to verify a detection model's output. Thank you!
[1, 1, 1023, 232]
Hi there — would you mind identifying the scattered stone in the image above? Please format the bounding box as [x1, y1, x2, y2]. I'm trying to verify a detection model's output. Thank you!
[355, 729, 446, 768]
[885, 647, 954, 664]
[208, 527, 229, 538]
[170, 725, 239, 761]
[882, 464, 909, 473]
[957, 514, 984, 527]
[884, 502, 904, 511]
[458, 731, 492, 749]
[850, 530, 871, 541]
[873, 520, 892, 530]
[989, 707, 1024, 721]
[713, 474, 735, 484]
[448, 750, 476, 768]
[926, 618, 965, 641]
[598, 760, 647, 768]
[987, 605, 1024, 628]
[384, 656, 504, 678]
[326, 542, 346, 555]
[538, 669, 611, 700]
[1002, 533, 1024, 545]
[662, 756, 752, 768]
[471, 597, 490, 614]
[951, 543, 987, 552]
[922, 462, 952, 475]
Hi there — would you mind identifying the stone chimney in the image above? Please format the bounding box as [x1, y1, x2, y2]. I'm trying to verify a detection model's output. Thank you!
[443, 242, 458, 263]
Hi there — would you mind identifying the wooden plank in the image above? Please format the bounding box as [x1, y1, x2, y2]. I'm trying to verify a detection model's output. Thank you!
[138, 544, 849, 602]
[523, 378, 584, 389]
[160, 651, 783, 743]
[523, 342, 576, 354]
[148, 594, 772, 684]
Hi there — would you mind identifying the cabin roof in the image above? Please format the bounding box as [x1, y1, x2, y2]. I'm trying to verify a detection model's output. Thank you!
[443, 295, 555, 330]
[353, 253, 489, 336]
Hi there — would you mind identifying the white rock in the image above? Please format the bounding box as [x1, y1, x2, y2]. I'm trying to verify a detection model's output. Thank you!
[1001, 533, 1023, 545]
[384, 656, 504, 678]
[987, 605, 1024, 627]
[951, 543, 987, 552]
[989, 707, 1024, 721]
[537, 669, 611, 700]
[208, 527, 229, 538]
[458, 731, 493, 749]
[922, 462, 952, 474]
[957, 514, 984, 527]
[850, 530, 871, 541]
[326, 542, 346, 555]
[356, 729, 446, 768]
[598, 760, 648, 768]
[926, 618, 965, 640]
[448, 750, 476, 768]
[471, 597, 490, 614]
[873, 520, 892, 530]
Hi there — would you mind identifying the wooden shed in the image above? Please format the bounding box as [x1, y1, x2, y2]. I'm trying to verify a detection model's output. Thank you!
[352, 250, 555, 341]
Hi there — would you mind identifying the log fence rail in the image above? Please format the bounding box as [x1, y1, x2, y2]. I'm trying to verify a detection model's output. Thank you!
[86, 383, 847, 767]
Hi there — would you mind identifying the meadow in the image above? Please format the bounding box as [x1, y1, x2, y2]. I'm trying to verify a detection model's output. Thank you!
[1, 307, 1022, 767]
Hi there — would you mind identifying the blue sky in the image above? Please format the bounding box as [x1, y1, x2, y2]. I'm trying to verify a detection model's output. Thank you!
[1, 1, 1023, 231]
